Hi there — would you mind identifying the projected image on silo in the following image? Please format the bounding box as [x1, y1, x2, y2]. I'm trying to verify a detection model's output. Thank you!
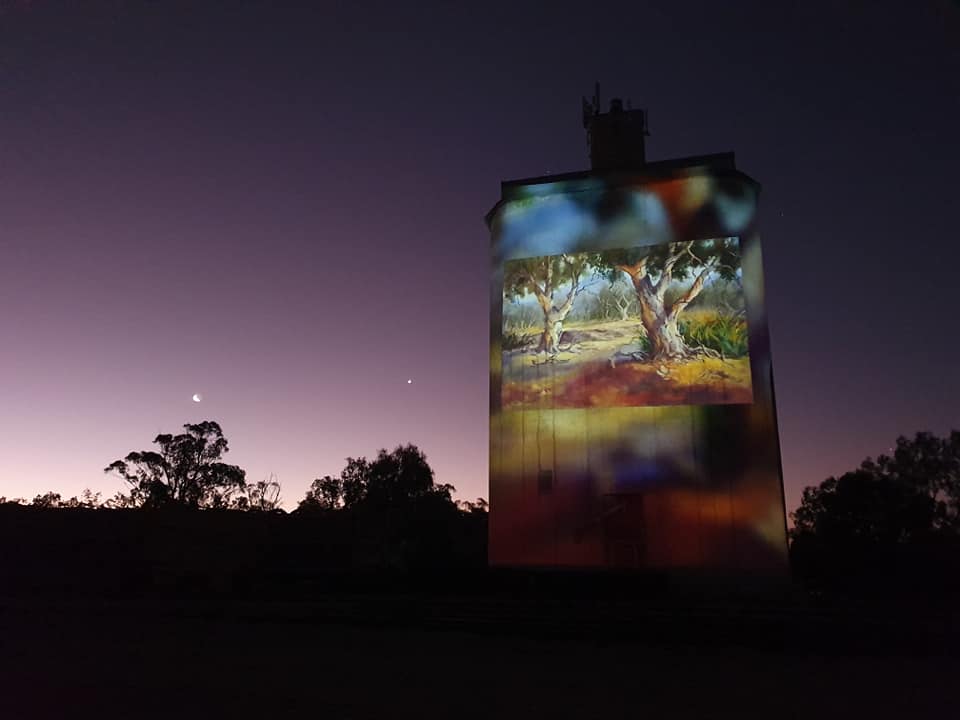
[489, 169, 787, 572]
[502, 237, 752, 409]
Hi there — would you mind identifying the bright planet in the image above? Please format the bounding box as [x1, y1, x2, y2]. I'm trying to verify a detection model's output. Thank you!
[192, 394, 202, 403]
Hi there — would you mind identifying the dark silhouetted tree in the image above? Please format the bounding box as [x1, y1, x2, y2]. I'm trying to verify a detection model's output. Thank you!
[295, 445, 485, 570]
[363, 444, 443, 509]
[859, 431, 960, 530]
[102, 491, 138, 509]
[792, 470, 938, 546]
[104, 421, 246, 509]
[25, 489, 105, 509]
[299, 445, 453, 512]
[235, 475, 283, 512]
[63, 489, 104, 508]
[31, 491, 63, 508]
[299, 475, 342, 511]
[340, 457, 371, 509]
[790, 431, 960, 596]
[457, 498, 489, 514]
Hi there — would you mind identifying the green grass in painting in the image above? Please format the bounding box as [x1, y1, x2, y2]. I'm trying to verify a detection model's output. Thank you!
[679, 314, 749, 358]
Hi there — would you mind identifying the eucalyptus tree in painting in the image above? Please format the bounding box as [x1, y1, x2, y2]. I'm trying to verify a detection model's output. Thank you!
[594, 238, 741, 362]
[503, 253, 595, 355]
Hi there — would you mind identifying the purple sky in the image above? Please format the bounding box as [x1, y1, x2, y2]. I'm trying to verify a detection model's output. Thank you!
[1, 1, 958, 513]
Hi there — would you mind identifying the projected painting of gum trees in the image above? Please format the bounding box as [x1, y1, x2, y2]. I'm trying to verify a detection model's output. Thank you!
[501, 237, 753, 409]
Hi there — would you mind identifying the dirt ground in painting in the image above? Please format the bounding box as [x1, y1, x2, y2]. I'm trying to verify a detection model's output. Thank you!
[502, 318, 752, 409]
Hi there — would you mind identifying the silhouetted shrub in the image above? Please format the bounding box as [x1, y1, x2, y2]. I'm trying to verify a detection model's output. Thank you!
[790, 431, 960, 604]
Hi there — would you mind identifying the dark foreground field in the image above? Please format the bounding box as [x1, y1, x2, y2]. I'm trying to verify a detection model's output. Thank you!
[1, 593, 957, 720]
[1, 507, 957, 718]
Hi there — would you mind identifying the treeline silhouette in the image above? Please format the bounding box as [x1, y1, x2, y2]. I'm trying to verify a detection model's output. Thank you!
[0, 421, 487, 598]
[3, 422, 959, 608]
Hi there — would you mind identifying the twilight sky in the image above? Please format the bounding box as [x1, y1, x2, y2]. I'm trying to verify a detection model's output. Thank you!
[1, 0, 957, 513]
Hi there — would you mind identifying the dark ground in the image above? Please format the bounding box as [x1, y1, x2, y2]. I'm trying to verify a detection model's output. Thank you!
[1, 507, 956, 718]
[1, 592, 956, 719]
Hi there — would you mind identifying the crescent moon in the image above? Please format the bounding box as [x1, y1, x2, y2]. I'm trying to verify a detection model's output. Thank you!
[192, 393, 202, 402]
